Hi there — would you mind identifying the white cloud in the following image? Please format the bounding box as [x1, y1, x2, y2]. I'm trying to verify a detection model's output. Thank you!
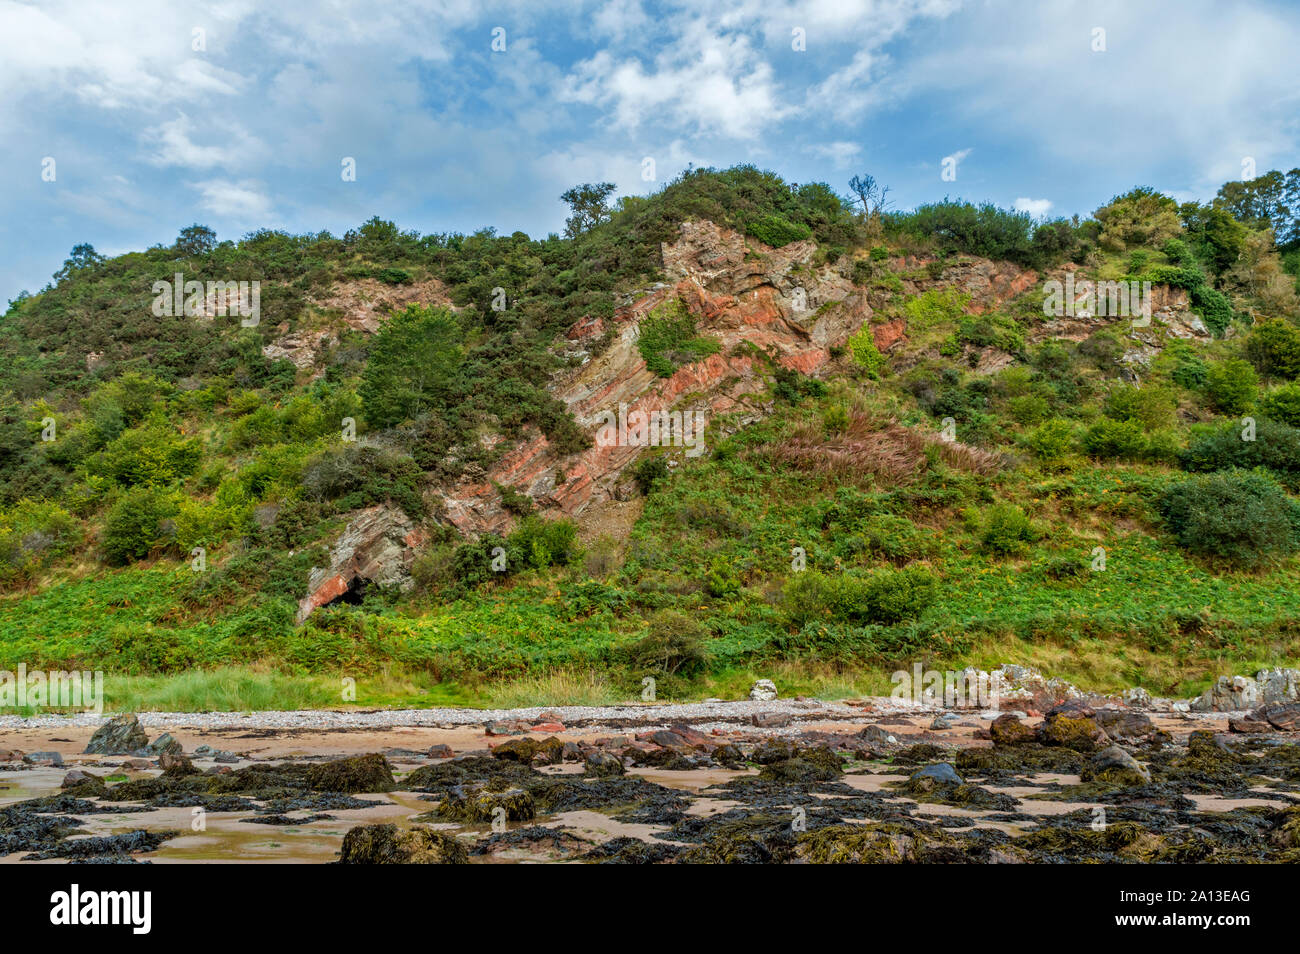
[810, 141, 863, 168]
[143, 114, 262, 170]
[193, 179, 274, 221]
[1013, 197, 1052, 217]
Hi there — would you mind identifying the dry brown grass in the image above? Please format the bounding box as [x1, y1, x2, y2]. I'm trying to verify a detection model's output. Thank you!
[764, 412, 1003, 485]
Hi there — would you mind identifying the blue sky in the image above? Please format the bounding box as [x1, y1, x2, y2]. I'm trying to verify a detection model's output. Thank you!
[2, 0, 1298, 305]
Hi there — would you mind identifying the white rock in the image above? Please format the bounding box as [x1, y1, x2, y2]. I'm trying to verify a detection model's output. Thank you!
[749, 679, 778, 702]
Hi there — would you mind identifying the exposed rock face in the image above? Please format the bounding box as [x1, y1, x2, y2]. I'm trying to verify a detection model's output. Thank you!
[84, 714, 148, 755]
[1192, 669, 1300, 712]
[296, 505, 426, 623]
[436, 224, 1041, 537]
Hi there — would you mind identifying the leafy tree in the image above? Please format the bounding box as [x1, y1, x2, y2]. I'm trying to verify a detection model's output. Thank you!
[560, 182, 616, 238]
[358, 305, 463, 427]
[1094, 187, 1181, 252]
[175, 224, 217, 256]
[52, 243, 104, 283]
[1245, 318, 1300, 379]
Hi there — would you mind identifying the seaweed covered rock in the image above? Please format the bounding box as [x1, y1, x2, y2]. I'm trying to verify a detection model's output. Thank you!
[1081, 745, 1152, 786]
[491, 736, 564, 765]
[584, 752, 625, 777]
[1037, 704, 1108, 751]
[757, 746, 843, 783]
[338, 824, 469, 864]
[59, 769, 106, 797]
[1094, 709, 1160, 743]
[437, 786, 535, 823]
[989, 713, 1036, 747]
[796, 822, 962, 864]
[84, 714, 149, 755]
[906, 762, 963, 792]
[306, 753, 395, 793]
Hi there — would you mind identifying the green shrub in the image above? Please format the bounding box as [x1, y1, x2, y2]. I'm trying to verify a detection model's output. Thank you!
[1259, 384, 1300, 427]
[870, 246, 890, 262]
[102, 486, 177, 565]
[1022, 418, 1075, 466]
[782, 567, 936, 626]
[508, 516, 578, 570]
[624, 610, 708, 676]
[1082, 417, 1148, 460]
[636, 298, 720, 377]
[848, 327, 886, 376]
[1103, 383, 1176, 429]
[0, 501, 80, 584]
[632, 455, 669, 494]
[1203, 359, 1258, 415]
[1156, 470, 1300, 569]
[851, 259, 874, 285]
[1179, 418, 1300, 489]
[1245, 318, 1300, 379]
[977, 503, 1039, 555]
[1006, 394, 1050, 426]
[745, 214, 812, 248]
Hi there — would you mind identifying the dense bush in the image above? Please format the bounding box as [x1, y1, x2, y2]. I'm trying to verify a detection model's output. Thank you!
[782, 567, 936, 627]
[976, 503, 1039, 555]
[1245, 318, 1300, 379]
[636, 299, 720, 377]
[1259, 384, 1300, 427]
[1203, 359, 1258, 415]
[745, 214, 812, 248]
[1178, 418, 1300, 489]
[623, 610, 708, 676]
[1156, 470, 1300, 569]
[1022, 418, 1075, 466]
[1082, 417, 1149, 460]
[101, 486, 177, 565]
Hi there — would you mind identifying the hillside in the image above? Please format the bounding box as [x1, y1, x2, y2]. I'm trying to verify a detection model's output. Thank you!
[3, 165, 1300, 711]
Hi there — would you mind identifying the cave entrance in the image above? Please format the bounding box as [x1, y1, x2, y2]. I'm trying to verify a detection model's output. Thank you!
[325, 575, 370, 609]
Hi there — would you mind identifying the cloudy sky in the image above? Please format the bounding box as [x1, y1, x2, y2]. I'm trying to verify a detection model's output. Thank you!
[2, 0, 1298, 304]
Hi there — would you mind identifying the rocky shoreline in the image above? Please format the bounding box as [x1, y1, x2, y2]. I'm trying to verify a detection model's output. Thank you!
[2, 667, 1298, 864]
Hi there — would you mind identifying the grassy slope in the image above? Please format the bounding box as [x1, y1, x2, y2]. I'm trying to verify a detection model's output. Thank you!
[3, 171, 1300, 711]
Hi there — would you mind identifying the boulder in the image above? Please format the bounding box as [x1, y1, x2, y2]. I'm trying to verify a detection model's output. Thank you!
[1250, 702, 1300, 732]
[491, 737, 564, 764]
[1190, 675, 1259, 712]
[1095, 709, 1158, 743]
[426, 744, 454, 759]
[84, 714, 149, 755]
[305, 753, 395, 793]
[1082, 745, 1151, 786]
[989, 713, 1036, 747]
[1255, 669, 1300, 706]
[1037, 703, 1109, 751]
[584, 752, 626, 777]
[438, 787, 535, 823]
[338, 824, 469, 864]
[60, 769, 105, 795]
[906, 762, 963, 793]
[147, 733, 182, 756]
[749, 679, 778, 702]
